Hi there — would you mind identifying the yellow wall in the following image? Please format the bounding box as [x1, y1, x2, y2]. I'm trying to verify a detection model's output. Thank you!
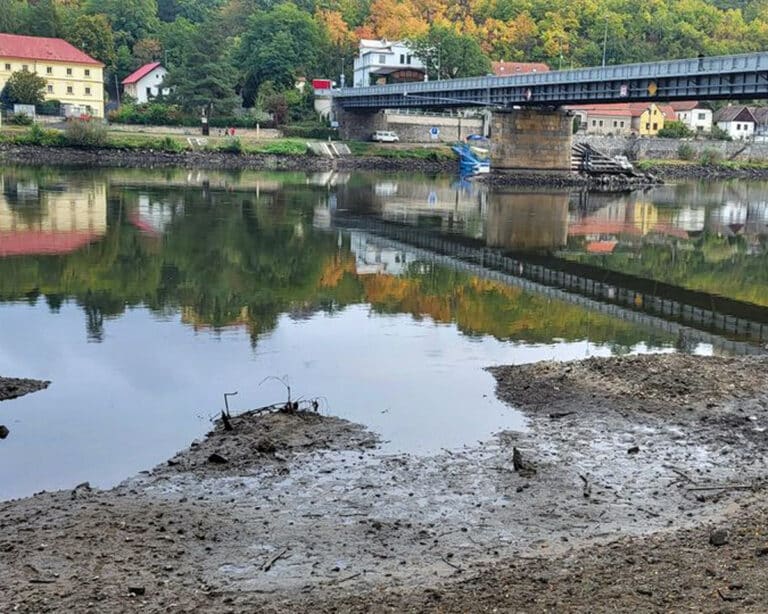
[638, 104, 665, 136]
[0, 177, 107, 234]
[0, 56, 104, 117]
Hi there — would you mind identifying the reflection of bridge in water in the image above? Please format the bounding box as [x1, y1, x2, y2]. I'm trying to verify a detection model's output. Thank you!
[332, 214, 768, 356]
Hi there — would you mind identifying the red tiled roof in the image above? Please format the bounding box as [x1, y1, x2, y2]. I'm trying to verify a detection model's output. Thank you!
[122, 62, 162, 85]
[669, 101, 699, 111]
[0, 230, 101, 256]
[0, 32, 102, 66]
[568, 102, 676, 120]
[492, 61, 550, 76]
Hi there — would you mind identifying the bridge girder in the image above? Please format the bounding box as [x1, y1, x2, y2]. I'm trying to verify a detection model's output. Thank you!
[330, 52, 768, 110]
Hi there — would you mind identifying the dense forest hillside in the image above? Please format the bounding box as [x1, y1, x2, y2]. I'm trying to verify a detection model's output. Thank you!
[1, 0, 768, 113]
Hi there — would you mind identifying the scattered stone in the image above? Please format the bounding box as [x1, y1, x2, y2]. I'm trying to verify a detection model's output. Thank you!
[709, 528, 729, 547]
[0, 425, 9, 439]
[207, 453, 229, 464]
[127, 586, 146, 596]
[627, 446, 640, 454]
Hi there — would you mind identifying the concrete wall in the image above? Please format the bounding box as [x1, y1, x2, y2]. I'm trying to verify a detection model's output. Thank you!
[335, 105, 483, 142]
[575, 134, 768, 161]
[491, 109, 573, 173]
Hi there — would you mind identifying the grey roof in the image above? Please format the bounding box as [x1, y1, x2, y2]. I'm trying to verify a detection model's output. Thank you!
[713, 106, 756, 123]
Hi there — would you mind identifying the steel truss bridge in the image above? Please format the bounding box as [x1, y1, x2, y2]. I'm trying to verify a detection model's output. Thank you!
[331, 52, 768, 110]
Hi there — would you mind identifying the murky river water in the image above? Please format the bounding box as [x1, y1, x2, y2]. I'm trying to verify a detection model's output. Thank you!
[1, 166, 767, 500]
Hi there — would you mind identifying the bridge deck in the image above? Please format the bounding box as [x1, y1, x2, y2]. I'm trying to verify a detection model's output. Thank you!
[330, 52, 768, 110]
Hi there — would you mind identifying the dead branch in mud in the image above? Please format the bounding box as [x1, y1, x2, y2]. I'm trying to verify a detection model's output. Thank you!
[263, 547, 289, 572]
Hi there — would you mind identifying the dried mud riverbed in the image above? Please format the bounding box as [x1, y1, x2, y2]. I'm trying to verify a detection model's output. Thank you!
[3, 354, 768, 613]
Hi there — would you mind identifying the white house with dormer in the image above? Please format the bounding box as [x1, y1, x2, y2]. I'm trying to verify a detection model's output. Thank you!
[121, 62, 169, 103]
[353, 39, 426, 87]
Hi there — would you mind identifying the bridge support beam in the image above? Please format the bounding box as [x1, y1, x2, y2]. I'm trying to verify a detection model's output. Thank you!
[335, 105, 387, 141]
[491, 108, 573, 174]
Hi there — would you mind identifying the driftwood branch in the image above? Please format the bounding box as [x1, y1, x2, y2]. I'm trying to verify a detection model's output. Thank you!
[262, 547, 289, 572]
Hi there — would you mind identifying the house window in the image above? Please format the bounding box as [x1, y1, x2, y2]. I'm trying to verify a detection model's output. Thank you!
[85, 69, 90, 77]
[46, 66, 52, 74]
[736, 123, 741, 130]
[146, 87, 152, 98]
[652, 123, 658, 130]
[613, 121, 617, 127]
[66, 86, 73, 94]
[599, 120, 603, 127]
[85, 87, 91, 95]
[22, 64, 28, 71]
[620, 121, 625, 127]
[4, 63, 9, 70]
[645, 123, 650, 130]
[407, 55, 412, 64]
[47, 85, 53, 93]
[66, 68, 72, 76]
[399, 54, 405, 64]
[591, 120, 596, 126]
[698, 112, 706, 120]
[379, 54, 386, 64]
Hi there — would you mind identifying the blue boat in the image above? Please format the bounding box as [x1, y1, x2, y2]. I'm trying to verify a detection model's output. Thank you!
[452, 137, 491, 176]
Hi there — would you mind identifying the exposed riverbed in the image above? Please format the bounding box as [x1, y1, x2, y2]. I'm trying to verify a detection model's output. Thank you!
[2, 354, 768, 612]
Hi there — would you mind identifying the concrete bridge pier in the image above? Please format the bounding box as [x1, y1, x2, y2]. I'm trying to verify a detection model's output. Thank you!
[490, 108, 573, 174]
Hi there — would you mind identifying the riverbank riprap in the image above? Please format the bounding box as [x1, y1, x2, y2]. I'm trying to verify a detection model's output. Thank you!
[2, 354, 768, 613]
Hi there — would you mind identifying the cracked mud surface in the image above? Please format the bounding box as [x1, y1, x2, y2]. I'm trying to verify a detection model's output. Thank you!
[2, 354, 768, 612]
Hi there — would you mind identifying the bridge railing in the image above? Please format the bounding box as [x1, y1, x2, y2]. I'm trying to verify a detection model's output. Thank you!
[332, 52, 768, 99]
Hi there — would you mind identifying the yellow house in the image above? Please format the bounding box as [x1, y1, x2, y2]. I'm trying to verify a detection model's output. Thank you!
[633, 103, 676, 136]
[0, 32, 104, 118]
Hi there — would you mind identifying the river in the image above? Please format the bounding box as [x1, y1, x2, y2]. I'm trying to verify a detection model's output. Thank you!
[1, 166, 766, 500]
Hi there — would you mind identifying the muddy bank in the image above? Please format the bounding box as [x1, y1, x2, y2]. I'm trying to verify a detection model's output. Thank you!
[0, 377, 49, 402]
[648, 162, 768, 181]
[0, 144, 455, 174]
[2, 354, 768, 612]
[484, 171, 662, 190]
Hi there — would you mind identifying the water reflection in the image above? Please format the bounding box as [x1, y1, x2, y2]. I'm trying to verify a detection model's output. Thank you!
[1, 166, 767, 499]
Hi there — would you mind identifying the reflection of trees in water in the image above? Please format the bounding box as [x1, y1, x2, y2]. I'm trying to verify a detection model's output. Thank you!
[570, 231, 768, 307]
[0, 171, 662, 350]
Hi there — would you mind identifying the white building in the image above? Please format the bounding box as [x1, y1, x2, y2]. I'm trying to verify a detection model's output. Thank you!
[353, 39, 426, 88]
[671, 101, 712, 133]
[713, 106, 756, 140]
[121, 62, 169, 103]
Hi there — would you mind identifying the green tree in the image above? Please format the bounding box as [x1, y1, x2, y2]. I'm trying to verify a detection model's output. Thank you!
[23, 0, 61, 38]
[86, 0, 160, 47]
[165, 21, 239, 115]
[3, 70, 47, 106]
[0, 0, 24, 34]
[410, 25, 491, 80]
[67, 14, 117, 68]
[239, 3, 324, 106]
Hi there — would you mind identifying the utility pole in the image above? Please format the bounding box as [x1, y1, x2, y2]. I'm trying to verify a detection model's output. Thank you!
[602, 21, 608, 67]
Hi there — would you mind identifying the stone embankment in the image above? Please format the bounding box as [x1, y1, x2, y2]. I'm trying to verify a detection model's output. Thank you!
[0, 144, 456, 174]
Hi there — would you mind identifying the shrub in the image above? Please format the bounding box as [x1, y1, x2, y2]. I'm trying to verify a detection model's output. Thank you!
[36, 99, 61, 116]
[657, 120, 693, 138]
[219, 137, 243, 153]
[28, 123, 64, 146]
[281, 125, 338, 139]
[157, 135, 183, 152]
[677, 142, 695, 160]
[710, 125, 732, 141]
[8, 112, 33, 125]
[699, 148, 723, 166]
[64, 118, 107, 148]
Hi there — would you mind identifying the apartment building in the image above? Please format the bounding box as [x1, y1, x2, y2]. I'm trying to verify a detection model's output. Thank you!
[0, 32, 104, 117]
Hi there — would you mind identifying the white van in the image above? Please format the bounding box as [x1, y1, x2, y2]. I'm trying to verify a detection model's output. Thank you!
[371, 130, 399, 143]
